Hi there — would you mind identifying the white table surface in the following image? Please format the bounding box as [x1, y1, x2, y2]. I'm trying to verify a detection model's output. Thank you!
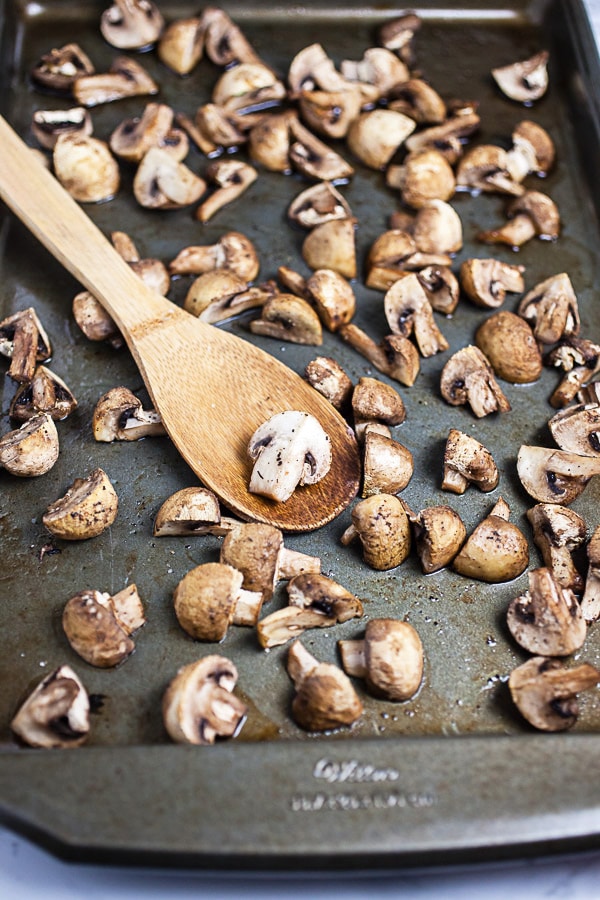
[4, 2, 600, 897]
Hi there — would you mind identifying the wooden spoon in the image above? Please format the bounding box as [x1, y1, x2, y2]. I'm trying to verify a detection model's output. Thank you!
[0, 115, 360, 532]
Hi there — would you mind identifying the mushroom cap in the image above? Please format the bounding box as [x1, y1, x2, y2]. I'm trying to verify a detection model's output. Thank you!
[390, 149, 455, 209]
[411, 504, 467, 574]
[507, 567, 587, 657]
[442, 428, 499, 494]
[362, 431, 413, 497]
[31, 106, 93, 150]
[388, 78, 446, 124]
[304, 356, 353, 410]
[0, 413, 59, 477]
[517, 445, 600, 504]
[518, 273, 579, 345]
[42, 467, 119, 540]
[157, 16, 204, 75]
[11, 665, 90, 748]
[288, 181, 352, 230]
[352, 375, 406, 426]
[459, 257, 525, 309]
[526, 502, 586, 592]
[492, 50, 549, 103]
[384, 273, 449, 357]
[548, 402, 600, 457]
[173, 562, 243, 642]
[109, 102, 174, 163]
[101, 0, 164, 50]
[306, 269, 356, 332]
[475, 310, 543, 384]
[30, 43, 95, 93]
[73, 57, 160, 107]
[412, 200, 463, 255]
[62, 589, 137, 667]
[287, 641, 363, 732]
[53, 133, 119, 203]
[9, 364, 78, 422]
[249, 293, 323, 346]
[220, 521, 283, 600]
[302, 218, 357, 279]
[133, 147, 206, 209]
[417, 265, 460, 315]
[363, 618, 424, 701]
[347, 109, 416, 169]
[153, 487, 222, 536]
[452, 502, 529, 582]
[509, 656, 598, 732]
[440, 345, 511, 418]
[348, 493, 411, 570]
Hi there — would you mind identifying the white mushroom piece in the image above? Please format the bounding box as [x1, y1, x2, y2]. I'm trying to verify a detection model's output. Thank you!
[339, 619, 423, 701]
[73, 57, 159, 107]
[340, 493, 411, 571]
[347, 109, 416, 169]
[475, 311, 543, 384]
[9, 365, 77, 422]
[548, 391, 600, 455]
[440, 345, 511, 418]
[212, 62, 285, 117]
[286, 640, 363, 732]
[63, 584, 145, 667]
[441, 428, 499, 495]
[304, 356, 353, 412]
[403, 111, 481, 164]
[526, 503, 586, 593]
[340, 46, 410, 102]
[153, 487, 238, 537]
[169, 232, 259, 282]
[31, 107, 93, 150]
[546, 339, 600, 409]
[133, 148, 206, 210]
[518, 273, 579, 345]
[246, 410, 332, 503]
[157, 16, 205, 75]
[100, 0, 164, 50]
[339, 322, 420, 387]
[53, 133, 120, 203]
[195, 159, 258, 223]
[508, 656, 598, 732]
[303, 269, 356, 332]
[491, 51, 549, 103]
[302, 218, 357, 280]
[162, 656, 247, 745]
[109, 103, 187, 163]
[173, 563, 264, 641]
[459, 258, 525, 309]
[0, 413, 59, 477]
[386, 149, 455, 209]
[92, 386, 165, 441]
[11, 665, 90, 749]
[72, 292, 122, 348]
[220, 522, 321, 603]
[383, 273, 449, 358]
[42, 467, 119, 540]
[507, 567, 587, 657]
[201, 6, 263, 68]
[517, 445, 600, 505]
[288, 181, 352, 230]
[581, 525, 600, 624]
[351, 375, 406, 439]
[257, 574, 364, 649]
[452, 497, 529, 583]
[249, 294, 323, 346]
[478, 190, 560, 247]
[404, 503, 466, 574]
[0, 307, 52, 384]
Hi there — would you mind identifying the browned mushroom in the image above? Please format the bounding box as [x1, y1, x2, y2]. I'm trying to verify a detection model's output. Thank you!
[157, 16, 205, 75]
[0, 413, 59, 477]
[53, 133, 120, 202]
[42, 468, 119, 540]
[546, 339, 600, 409]
[440, 345, 511, 417]
[73, 57, 159, 107]
[304, 356, 353, 411]
[442, 428, 499, 494]
[133, 148, 206, 209]
[452, 497, 529, 583]
[173, 562, 264, 641]
[347, 109, 416, 169]
[517, 445, 600, 505]
[9, 366, 77, 422]
[387, 149, 455, 209]
[352, 375, 406, 437]
[459, 258, 525, 309]
[169, 232, 259, 281]
[249, 294, 323, 346]
[405, 503, 467, 574]
[30, 43, 95, 93]
[288, 181, 352, 230]
[63, 584, 145, 667]
[338, 618, 424, 701]
[388, 78, 446, 124]
[383, 273, 449, 358]
[340, 493, 411, 570]
[195, 159, 258, 223]
[508, 656, 598, 732]
[31, 107, 93, 150]
[302, 218, 357, 279]
[479, 190, 560, 247]
[153, 487, 238, 537]
[475, 311, 543, 384]
[339, 323, 420, 387]
[548, 396, 600, 456]
[518, 273, 579, 345]
[100, 0, 164, 50]
[286, 640, 363, 732]
[11, 665, 90, 749]
[92, 386, 165, 441]
[0, 308, 52, 384]
[581, 525, 600, 623]
[526, 503, 586, 593]
[507, 567, 586, 657]
[362, 430, 413, 497]
[492, 51, 549, 103]
[109, 103, 183, 163]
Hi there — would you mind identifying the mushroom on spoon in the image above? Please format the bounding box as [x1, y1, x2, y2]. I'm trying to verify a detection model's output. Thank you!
[0, 115, 360, 531]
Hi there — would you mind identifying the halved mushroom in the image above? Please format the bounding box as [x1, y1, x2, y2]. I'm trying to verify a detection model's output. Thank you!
[517, 445, 600, 505]
[9, 365, 77, 422]
[288, 181, 352, 230]
[257, 573, 363, 649]
[384, 273, 449, 358]
[298, 87, 363, 140]
[212, 62, 285, 114]
[378, 12, 421, 66]
[73, 57, 159, 107]
[518, 273, 579, 345]
[304, 356, 353, 411]
[340, 492, 411, 570]
[30, 43, 95, 93]
[581, 525, 600, 623]
[0, 413, 59, 477]
[304, 269, 356, 332]
[347, 109, 416, 169]
[440, 345, 511, 417]
[405, 503, 466, 574]
[548, 397, 600, 456]
[479, 190, 560, 247]
[63, 584, 145, 667]
[352, 375, 406, 438]
[0, 308, 52, 384]
[412, 200, 463, 255]
[459, 258, 525, 309]
[339, 323, 420, 387]
[452, 496, 529, 583]
[362, 430, 413, 497]
[546, 338, 600, 408]
[289, 115, 355, 181]
[249, 294, 323, 346]
[492, 51, 549, 103]
[475, 311, 543, 384]
[133, 147, 206, 209]
[247, 410, 331, 502]
[157, 16, 205, 75]
[416, 266, 460, 315]
[153, 487, 238, 537]
[286, 640, 363, 732]
[339, 618, 423, 701]
[220, 521, 321, 603]
[31, 107, 93, 150]
[53, 133, 119, 202]
[508, 656, 598, 732]
[387, 149, 455, 209]
[162, 655, 247, 745]
[388, 78, 446, 124]
[175, 110, 220, 156]
[287, 42, 353, 98]
[404, 112, 481, 164]
[441, 428, 499, 495]
[526, 503, 586, 592]
[507, 567, 586, 656]
[72, 292, 122, 347]
[11, 665, 90, 749]
[173, 562, 264, 641]
[169, 232, 259, 281]
[340, 47, 410, 102]
[101, 0, 164, 49]
[92, 386, 165, 441]
[109, 103, 180, 163]
[302, 218, 357, 279]
[195, 159, 258, 223]
[201, 6, 261, 67]
[506, 120, 555, 181]
[42, 467, 119, 540]
[456, 145, 525, 196]
[366, 230, 451, 291]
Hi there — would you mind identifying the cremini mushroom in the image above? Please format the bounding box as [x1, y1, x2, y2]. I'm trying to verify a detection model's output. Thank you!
[440, 345, 511, 417]
[378, 12, 421, 65]
[162, 656, 247, 745]
[298, 86, 362, 140]
[362, 430, 413, 497]
[366, 230, 451, 292]
[288, 181, 352, 230]
[11, 665, 90, 749]
[92, 386, 165, 441]
[459, 258, 525, 309]
[581, 525, 600, 623]
[302, 218, 357, 279]
[9, 365, 77, 422]
[195, 159, 258, 223]
[201, 6, 262, 68]
[100, 0, 164, 50]
[412, 200, 463, 255]
[351, 375, 406, 438]
[304, 356, 353, 411]
[548, 395, 600, 456]
[183, 271, 276, 324]
[173, 562, 264, 641]
[339, 323, 420, 387]
[31, 107, 93, 150]
[304, 269, 356, 332]
[456, 144, 524, 196]
[340, 46, 409, 102]
[383, 273, 449, 358]
[72, 292, 122, 347]
[526, 503, 586, 593]
[479, 190, 560, 247]
[517, 445, 600, 505]
[30, 43, 95, 93]
[169, 232, 259, 281]
[347, 109, 416, 169]
[133, 147, 206, 209]
[73, 56, 159, 106]
[286, 640, 363, 732]
[246, 410, 332, 502]
[212, 62, 285, 114]
[0, 308, 51, 383]
[518, 273, 579, 345]
[452, 497, 529, 583]
[509, 656, 598, 732]
[53, 133, 119, 203]
[491, 51, 549, 103]
[388, 78, 446, 124]
[441, 428, 499, 494]
[42, 467, 119, 540]
[109, 103, 182, 163]
[157, 16, 205, 75]
[475, 311, 542, 384]
[220, 521, 321, 603]
[546, 338, 600, 409]
[416, 265, 460, 315]
[506, 120, 555, 181]
[405, 503, 467, 574]
[507, 567, 586, 657]
[404, 112, 481, 164]
[387, 149, 455, 209]
[287, 42, 352, 98]
[340, 493, 411, 570]
[153, 487, 238, 537]
[339, 618, 423, 701]
[63, 584, 145, 667]
[0, 413, 59, 477]
[249, 294, 323, 346]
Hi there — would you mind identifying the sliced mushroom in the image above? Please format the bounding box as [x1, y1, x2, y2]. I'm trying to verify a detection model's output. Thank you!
[175, 110, 220, 156]
[366, 230, 451, 292]
[220, 521, 320, 604]
[507, 567, 586, 657]
[109, 102, 178, 163]
[475, 311, 543, 384]
[247, 110, 294, 172]
[440, 345, 511, 417]
[286, 640, 363, 732]
[302, 218, 357, 280]
[287, 42, 353, 98]
[340, 493, 411, 570]
[246, 410, 331, 502]
[73, 57, 159, 107]
[9, 365, 78, 422]
[452, 496, 529, 583]
[548, 397, 600, 456]
[31, 107, 93, 150]
[42, 467, 119, 540]
[509, 656, 598, 732]
[195, 159, 258, 223]
[388, 78, 446, 124]
[173, 562, 264, 641]
[412, 200, 463, 255]
[0, 308, 52, 383]
[546, 338, 600, 409]
[162, 656, 247, 745]
[63, 584, 145, 667]
[404, 112, 481, 164]
[479, 190, 560, 247]
[378, 12, 421, 65]
[362, 430, 413, 497]
[456, 145, 524, 196]
[30, 43, 95, 93]
[459, 258, 525, 309]
[53, 133, 119, 203]
[339, 323, 420, 387]
[157, 16, 205, 75]
[517, 445, 600, 505]
[289, 115, 355, 181]
[347, 109, 416, 169]
[405, 503, 467, 574]
[387, 149, 455, 209]
[304, 356, 353, 411]
[11, 665, 90, 749]
[518, 273, 579, 345]
[101, 0, 164, 49]
[153, 487, 238, 537]
[298, 86, 363, 140]
[506, 119, 555, 181]
[92, 386, 165, 441]
[417, 265, 460, 315]
[526, 503, 586, 592]
[441, 428, 499, 494]
[492, 51, 549, 103]
[169, 232, 259, 281]
[339, 618, 423, 701]
[133, 147, 206, 209]
[384, 273, 449, 358]
[352, 375, 406, 438]
[304, 269, 356, 332]
[581, 525, 600, 623]
[340, 47, 410, 101]
[249, 294, 323, 346]
[212, 62, 285, 114]
[0, 413, 59, 477]
[288, 181, 352, 230]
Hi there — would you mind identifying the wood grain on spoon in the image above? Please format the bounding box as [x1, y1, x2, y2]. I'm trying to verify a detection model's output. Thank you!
[0, 115, 360, 531]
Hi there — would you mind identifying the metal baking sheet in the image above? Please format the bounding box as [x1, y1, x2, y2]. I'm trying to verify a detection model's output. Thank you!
[2, 0, 600, 870]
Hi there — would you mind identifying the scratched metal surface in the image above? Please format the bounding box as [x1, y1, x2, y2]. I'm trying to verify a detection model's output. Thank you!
[2, 0, 600, 867]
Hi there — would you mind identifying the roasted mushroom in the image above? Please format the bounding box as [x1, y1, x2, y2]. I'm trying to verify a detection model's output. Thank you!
[338, 618, 424, 701]
[304, 269, 356, 332]
[173, 562, 264, 641]
[340, 493, 411, 570]
[526, 503, 586, 592]
[42, 467, 119, 540]
[508, 656, 598, 732]
[304, 356, 353, 411]
[30, 43, 95, 93]
[153, 487, 238, 537]
[195, 159, 258, 223]
[506, 119, 555, 181]
[339, 323, 420, 387]
[0, 308, 52, 383]
[362, 430, 413, 497]
[546, 338, 600, 409]
[11, 665, 90, 749]
[459, 258, 525, 309]
[9, 366, 77, 422]
[441, 428, 499, 494]
[416, 265, 460, 315]
[63, 584, 145, 667]
[73, 56, 159, 107]
[100, 0, 164, 50]
[517, 445, 600, 504]
[169, 232, 259, 282]
[366, 229, 451, 292]
[157, 16, 205, 75]
[53, 133, 119, 202]
[405, 503, 466, 574]
[109, 103, 181, 163]
[0, 413, 59, 477]
[475, 311, 542, 384]
[383, 273, 449, 358]
[286, 640, 363, 732]
[518, 273, 579, 345]
[412, 200, 463, 255]
[548, 396, 600, 457]
[479, 190, 560, 247]
[302, 218, 357, 279]
[92, 386, 165, 441]
[288, 181, 352, 230]
[31, 107, 93, 150]
[456, 144, 524, 196]
[249, 294, 323, 346]
[378, 12, 421, 66]
[507, 567, 586, 657]
[133, 147, 206, 209]
[347, 109, 416, 169]
[440, 345, 511, 417]
[452, 497, 529, 583]
[387, 149, 455, 209]
[352, 375, 406, 438]
[491, 51, 549, 103]
[581, 525, 600, 624]
[388, 78, 446, 124]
